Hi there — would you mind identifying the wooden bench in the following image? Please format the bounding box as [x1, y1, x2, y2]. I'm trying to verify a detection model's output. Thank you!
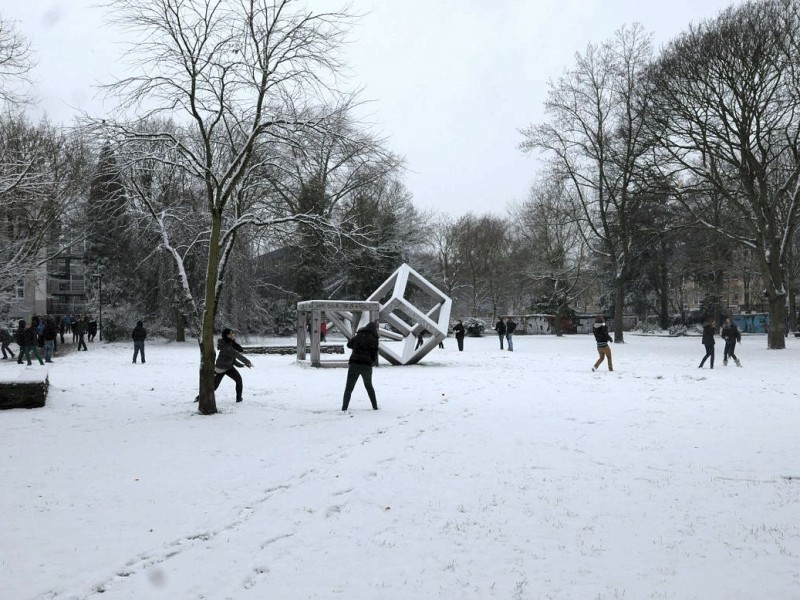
[242, 345, 345, 356]
[0, 370, 49, 409]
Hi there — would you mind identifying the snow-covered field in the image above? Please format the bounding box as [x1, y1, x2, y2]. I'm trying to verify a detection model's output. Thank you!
[2, 333, 799, 599]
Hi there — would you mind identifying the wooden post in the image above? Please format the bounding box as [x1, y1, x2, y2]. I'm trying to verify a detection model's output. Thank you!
[310, 309, 321, 367]
[296, 310, 306, 360]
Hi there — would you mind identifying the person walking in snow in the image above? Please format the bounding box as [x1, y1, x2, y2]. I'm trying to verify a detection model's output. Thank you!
[505, 317, 517, 352]
[699, 317, 716, 369]
[14, 320, 25, 364]
[0, 326, 15, 360]
[591, 315, 613, 371]
[415, 329, 425, 350]
[43, 317, 57, 363]
[320, 319, 327, 343]
[495, 317, 507, 350]
[720, 317, 742, 367]
[20, 321, 44, 366]
[76, 316, 88, 351]
[132, 320, 147, 363]
[342, 321, 380, 411]
[453, 320, 465, 351]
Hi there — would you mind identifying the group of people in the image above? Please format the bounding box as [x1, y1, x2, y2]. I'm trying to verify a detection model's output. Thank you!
[494, 317, 518, 351]
[700, 316, 742, 369]
[0, 315, 150, 366]
[0, 315, 81, 365]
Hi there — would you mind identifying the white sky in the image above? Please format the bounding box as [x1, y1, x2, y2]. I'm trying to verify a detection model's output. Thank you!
[2, 0, 739, 217]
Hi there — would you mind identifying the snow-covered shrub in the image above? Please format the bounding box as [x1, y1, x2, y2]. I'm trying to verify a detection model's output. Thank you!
[464, 317, 485, 337]
[668, 324, 689, 337]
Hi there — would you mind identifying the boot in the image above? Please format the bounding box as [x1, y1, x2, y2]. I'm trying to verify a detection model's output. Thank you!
[735, 359, 742, 367]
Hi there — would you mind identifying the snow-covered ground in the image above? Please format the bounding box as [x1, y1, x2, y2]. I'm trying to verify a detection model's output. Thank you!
[2, 333, 799, 599]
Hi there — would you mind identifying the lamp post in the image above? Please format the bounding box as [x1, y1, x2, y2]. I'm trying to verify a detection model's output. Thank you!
[91, 274, 103, 341]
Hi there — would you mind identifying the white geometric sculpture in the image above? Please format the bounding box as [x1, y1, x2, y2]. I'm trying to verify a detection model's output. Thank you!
[367, 263, 452, 365]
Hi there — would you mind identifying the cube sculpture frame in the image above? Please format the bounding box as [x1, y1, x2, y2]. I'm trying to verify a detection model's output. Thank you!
[296, 264, 452, 367]
[367, 263, 452, 366]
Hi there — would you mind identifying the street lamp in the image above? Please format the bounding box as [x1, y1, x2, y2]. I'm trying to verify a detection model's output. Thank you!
[91, 274, 103, 341]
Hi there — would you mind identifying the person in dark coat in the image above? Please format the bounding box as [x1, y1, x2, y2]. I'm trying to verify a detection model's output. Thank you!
[132, 320, 147, 363]
[495, 317, 507, 350]
[0, 326, 15, 359]
[699, 317, 716, 369]
[14, 320, 25, 364]
[505, 317, 517, 352]
[453, 320, 465, 351]
[76, 316, 88, 351]
[195, 328, 253, 403]
[591, 315, 613, 371]
[415, 330, 425, 350]
[20, 321, 44, 366]
[43, 318, 57, 363]
[58, 318, 65, 344]
[88, 318, 98, 342]
[342, 321, 380, 411]
[720, 317, 741, 367]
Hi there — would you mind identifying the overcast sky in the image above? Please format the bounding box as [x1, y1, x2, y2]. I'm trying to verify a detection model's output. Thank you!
[3, 0, 739, 217]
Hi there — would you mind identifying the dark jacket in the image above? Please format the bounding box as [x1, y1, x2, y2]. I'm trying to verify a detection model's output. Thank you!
[495, 320, 507, 335]
[347, 323, 380, 366]
[14, 321, 25, 345]
[132, 324, 147, 342]
[43, 320, 57, 341]
[506, 319, 517, 334]
[215, 337, 251, 372]
[701, 324, 715, 346]
[453, 323, 465, 338]
[0, 328, 11, 344]
[593, 322, 612, 346]
[721, 322, 740, 344]
[21, 326, 37, 347]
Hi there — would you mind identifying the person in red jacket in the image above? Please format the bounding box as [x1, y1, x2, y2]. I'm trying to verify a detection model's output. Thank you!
[320, 319, 327, 343]
[342, 321, 379, 411]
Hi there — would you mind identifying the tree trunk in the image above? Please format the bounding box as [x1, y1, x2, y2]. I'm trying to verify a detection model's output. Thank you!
[176, 309, 186, 342]
[767, 294, 787, 349]
[658, 261, 669, 330]
[198, 212, 222, 415]
[614, 277, 625, 343]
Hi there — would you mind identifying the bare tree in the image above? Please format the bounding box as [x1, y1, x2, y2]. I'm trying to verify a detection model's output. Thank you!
[99, 0, 357, 414]
[510, 178, 592, 335]
[454, 213, 510, 317]
[426, 213, 464, 300]
[647, 0, 800, 348]
[0, 16, 33, 106]
[0, 116, 92, 304]
[520, 24, 657, 342]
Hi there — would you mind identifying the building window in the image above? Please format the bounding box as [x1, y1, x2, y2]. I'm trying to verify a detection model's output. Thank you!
[16, 280, 24, 298]
[733, 292, 739, 304]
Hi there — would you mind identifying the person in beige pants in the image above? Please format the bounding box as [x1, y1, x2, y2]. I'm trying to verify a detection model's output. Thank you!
[591, 315, 613, 371]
